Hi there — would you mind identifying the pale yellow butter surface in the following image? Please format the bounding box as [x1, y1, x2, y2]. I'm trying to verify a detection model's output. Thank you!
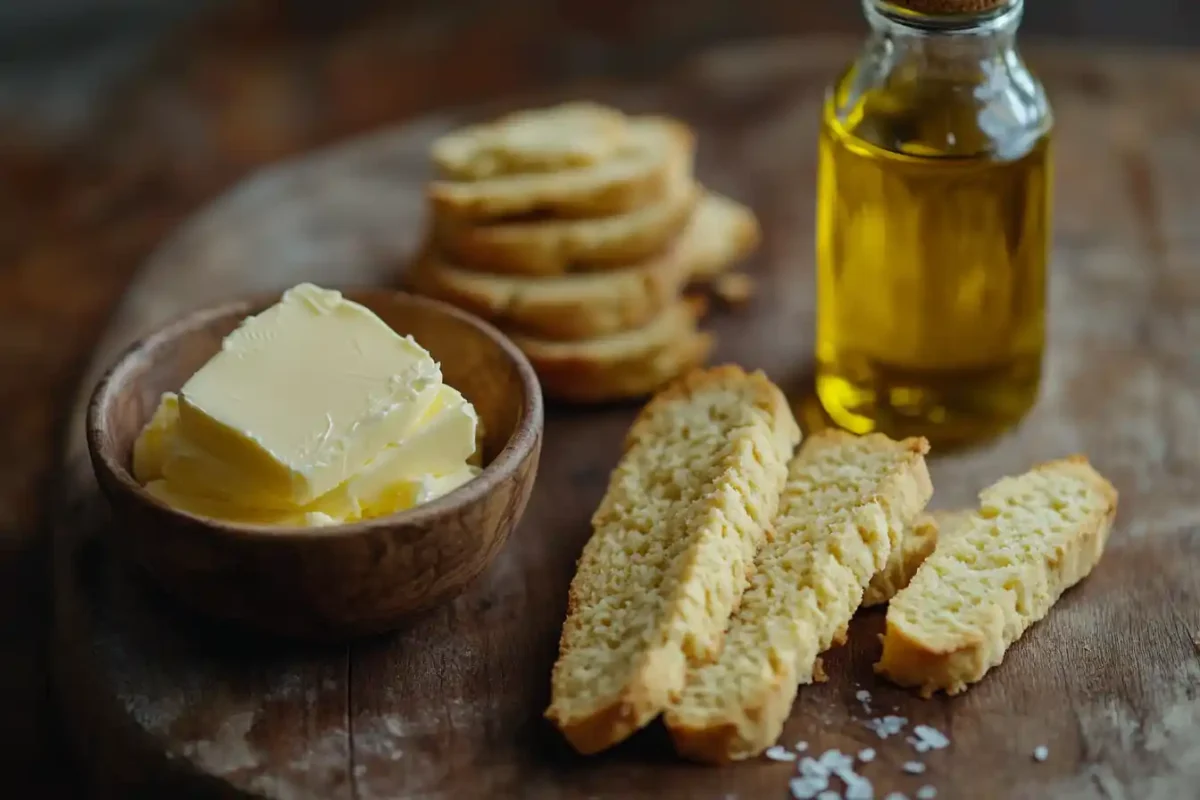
[132, 284, 482, 527]
[176, 283, 442, 507]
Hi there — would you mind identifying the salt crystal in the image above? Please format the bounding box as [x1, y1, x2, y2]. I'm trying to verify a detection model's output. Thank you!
[820, 749, 854, 772]
[858, 748, 876, 762]
[790, 776, 829, 800]
[817, 792, 841, 800]
[912, 725, 950, 751]
[844, 777, 874, 800]
[1033, 745, 1049, 762]
[917, 787, 937, 799]
[766, 745, 797, 762]
[867, 715, 908, 739]
[830, 753, 873, 800]
[903, 761, 927, 774]
[796, 741, 809, 752]
[884, 794, 909, 800]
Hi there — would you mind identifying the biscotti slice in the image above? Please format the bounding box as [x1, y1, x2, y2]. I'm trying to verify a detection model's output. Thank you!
[429, 117, 693, 220]
[432, 102, 630, 180]
[684, 193, 761, 282]
[509, 299, 713, 403]
[432, 161, 699, 276]
[410, 190, 750, 341]
[862, 513, 941, 608]
[876, 457, 1117, 698]
[408, 239, 690, 342]
[546, 366, 801, 754]
[666, 431, 933, 763]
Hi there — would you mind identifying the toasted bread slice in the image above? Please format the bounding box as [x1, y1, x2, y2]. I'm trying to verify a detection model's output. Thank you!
[862, 512, 941, 608]
[510, 299, 713, 403]
[546, 366, 801, 754]
[410, 192, 751, 341]
[666, 431, 933, 763]
[432, 163, 699, 276]
[408, 241, 689, 342]
[432, 102, 630, 180]
[685, 193, 761, 282]
[876, 457, 1117, 697]
[429, 117, 693, 220]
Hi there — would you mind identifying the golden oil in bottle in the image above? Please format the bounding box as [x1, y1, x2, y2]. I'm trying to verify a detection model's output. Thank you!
[815, 0, 1051, 446]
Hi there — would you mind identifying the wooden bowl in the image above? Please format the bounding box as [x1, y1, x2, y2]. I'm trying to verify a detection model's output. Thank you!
[86, 290, 543, 640]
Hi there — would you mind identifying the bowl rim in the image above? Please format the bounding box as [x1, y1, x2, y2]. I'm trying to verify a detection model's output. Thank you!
[86, 288, 543, 542]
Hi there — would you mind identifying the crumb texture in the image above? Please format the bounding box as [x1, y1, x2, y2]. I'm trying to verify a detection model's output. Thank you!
[666, 431, 932, 762]
[545, 366, 800, 754]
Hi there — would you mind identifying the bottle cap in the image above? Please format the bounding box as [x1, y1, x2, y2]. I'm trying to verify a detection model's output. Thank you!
[884, 0, 1013, 14]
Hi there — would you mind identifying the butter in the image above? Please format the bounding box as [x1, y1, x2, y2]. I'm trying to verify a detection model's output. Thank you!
[132, 284, 481, 527]
[132, 392, 178, 481]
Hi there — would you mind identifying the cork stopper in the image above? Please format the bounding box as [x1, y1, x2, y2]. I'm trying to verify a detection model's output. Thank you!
[885, 0, 1013, 14]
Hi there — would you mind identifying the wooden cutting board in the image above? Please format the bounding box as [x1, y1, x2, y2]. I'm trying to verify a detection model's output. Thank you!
[51, 38, 1200, 800]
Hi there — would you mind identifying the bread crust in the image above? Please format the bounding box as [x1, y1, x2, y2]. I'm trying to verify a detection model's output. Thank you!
[431, 158, 699, 276]
[509, 298, 712, 403]
[408, 239, 691, 341]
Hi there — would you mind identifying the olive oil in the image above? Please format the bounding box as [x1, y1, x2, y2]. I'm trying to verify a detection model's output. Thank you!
[815, 0, 1051, 446]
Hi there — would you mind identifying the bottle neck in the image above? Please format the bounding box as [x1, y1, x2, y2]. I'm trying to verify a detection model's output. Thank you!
[862, 0, 1023, 79]
[869, 0, 1023, 36]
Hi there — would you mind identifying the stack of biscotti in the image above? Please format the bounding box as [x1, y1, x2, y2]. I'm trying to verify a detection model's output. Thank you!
[408, 102, 760, 403]
[546, 366, 1119, 764]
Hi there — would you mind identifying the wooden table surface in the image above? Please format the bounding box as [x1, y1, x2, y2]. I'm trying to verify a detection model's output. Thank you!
[5, 2, 1200, 795]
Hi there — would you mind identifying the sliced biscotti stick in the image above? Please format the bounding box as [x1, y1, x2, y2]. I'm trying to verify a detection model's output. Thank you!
[429, 117, 694, 220]
[684, 193, 761, 282]
[665, 431, 933, 763]
[408, 239, 689, 341]
[432, 102, 631, 180]
[431, 163, 699, 276]
[510, 298, 713, 403]
[546, 366, 801, 754]
[409, 192, 750, 341]
[876, 457, 1117, 698]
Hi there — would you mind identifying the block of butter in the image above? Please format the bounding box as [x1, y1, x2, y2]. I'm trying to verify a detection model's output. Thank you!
[175, 283, 444, 508]
[132, 284, 481, 527]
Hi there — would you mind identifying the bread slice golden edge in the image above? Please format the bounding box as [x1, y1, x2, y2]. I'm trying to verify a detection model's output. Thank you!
[664, 431, 933, 763]
[544, 365, 801, 755]
[876, 456, 1117, 698]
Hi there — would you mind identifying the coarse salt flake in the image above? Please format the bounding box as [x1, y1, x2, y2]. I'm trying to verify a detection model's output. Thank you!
[766, 745, 797, 762]
[903, 761, 927, 774]
[1034, 745, 1049, 762]
[858, 748, 876, 762]
[913, 725, 949, 751]
[790, 776, 828, 800]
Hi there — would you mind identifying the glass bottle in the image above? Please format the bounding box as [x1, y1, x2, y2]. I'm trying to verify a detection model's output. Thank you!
[815, 0, 1051, 447]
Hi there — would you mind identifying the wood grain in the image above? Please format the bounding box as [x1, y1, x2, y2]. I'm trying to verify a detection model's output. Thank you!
[52, 39, 1200, 799]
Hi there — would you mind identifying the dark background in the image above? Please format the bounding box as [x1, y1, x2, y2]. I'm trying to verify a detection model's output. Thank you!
[2, 1, 1196, 796]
